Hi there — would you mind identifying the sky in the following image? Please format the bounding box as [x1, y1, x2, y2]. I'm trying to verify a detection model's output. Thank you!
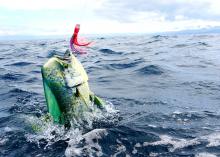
[0, 0, 220, 36]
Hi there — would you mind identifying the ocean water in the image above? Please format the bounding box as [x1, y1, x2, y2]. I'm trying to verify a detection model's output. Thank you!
[0, 34, 220, 157]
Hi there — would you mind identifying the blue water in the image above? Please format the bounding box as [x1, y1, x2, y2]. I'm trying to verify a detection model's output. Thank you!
[0, 34, 220, 157]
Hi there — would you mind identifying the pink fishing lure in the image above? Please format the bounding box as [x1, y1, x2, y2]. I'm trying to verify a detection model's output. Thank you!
[70, 24, 92, 54]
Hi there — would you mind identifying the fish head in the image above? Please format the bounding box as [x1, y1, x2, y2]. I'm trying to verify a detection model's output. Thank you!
[42, 50, 88, 88]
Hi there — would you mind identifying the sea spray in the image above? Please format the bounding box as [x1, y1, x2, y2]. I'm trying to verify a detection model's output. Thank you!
[25, 101, 119, 152]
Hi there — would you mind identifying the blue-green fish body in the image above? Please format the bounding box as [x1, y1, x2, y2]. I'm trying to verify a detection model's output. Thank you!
[41, 51, 104, 126]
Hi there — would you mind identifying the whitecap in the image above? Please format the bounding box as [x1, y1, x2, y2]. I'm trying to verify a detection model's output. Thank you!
[196, 152, 217, 157]
[24, 101, 119, 154]
[201, 132, 220, 147]
[143, 135, 200, 152]
[65, 129, 108, 157]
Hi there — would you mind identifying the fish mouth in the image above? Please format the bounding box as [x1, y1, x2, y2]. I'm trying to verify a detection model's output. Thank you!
[53, 49, 73, 64]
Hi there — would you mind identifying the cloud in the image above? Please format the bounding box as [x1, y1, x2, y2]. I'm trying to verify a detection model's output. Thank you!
[0, 0, 104, 10]
[0, 0, 106, 35]
[0, 0, 220, 35]
[96, 0, 220, 22]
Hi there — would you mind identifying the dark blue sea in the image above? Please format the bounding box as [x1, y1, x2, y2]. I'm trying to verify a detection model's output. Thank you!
[0, 34, 220, 157]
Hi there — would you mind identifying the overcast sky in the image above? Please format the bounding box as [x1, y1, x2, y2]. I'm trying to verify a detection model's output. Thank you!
[0, 0, 220, 36]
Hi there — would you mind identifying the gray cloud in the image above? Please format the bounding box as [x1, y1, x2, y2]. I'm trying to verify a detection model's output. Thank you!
[96, 0, 220, 22]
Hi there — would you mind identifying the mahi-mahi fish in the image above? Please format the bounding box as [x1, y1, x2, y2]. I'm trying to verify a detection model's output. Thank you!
[41, 50, 104, 127]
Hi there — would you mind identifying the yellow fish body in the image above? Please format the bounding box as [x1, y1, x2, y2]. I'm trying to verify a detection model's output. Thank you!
[41, 50, 104, 126]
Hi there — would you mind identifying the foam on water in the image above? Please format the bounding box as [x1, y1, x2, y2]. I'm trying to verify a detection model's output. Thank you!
[196, 153, 217, 157]
[65, 129, 108, 157]
[0, 137, 8, 146]
[24, 101, 119, 155]
[143, 135, 200, 152]
[112, 144, 127, 157]
[139, 132, 220, 154]
[201, 132, 220, 147]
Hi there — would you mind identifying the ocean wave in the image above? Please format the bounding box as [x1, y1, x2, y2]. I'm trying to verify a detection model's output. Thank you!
[47, 50, 63, 58]
[5, 61, 33, 67]
[99, 48, 123, 55]
[151, 35, 169, 39]
[143, 134, 200, 152]
[0, 73, 26, 81]
[136, 65, 164, 75]
[197, 42, 210, 47]
[172, 44, 189, 48]
[25, 77, 39, 83]
[0, 35, 220, 156]
[108, 60, 143, 69]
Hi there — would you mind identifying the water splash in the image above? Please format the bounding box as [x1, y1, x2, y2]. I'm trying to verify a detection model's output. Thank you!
[25, 101, 119, 154]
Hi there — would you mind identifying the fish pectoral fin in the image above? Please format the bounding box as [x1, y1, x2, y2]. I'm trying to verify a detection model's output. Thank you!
[89, 93, 105, 108]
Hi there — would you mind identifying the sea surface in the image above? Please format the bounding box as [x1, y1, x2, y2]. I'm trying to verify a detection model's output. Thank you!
[0, 34, 220, 157]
